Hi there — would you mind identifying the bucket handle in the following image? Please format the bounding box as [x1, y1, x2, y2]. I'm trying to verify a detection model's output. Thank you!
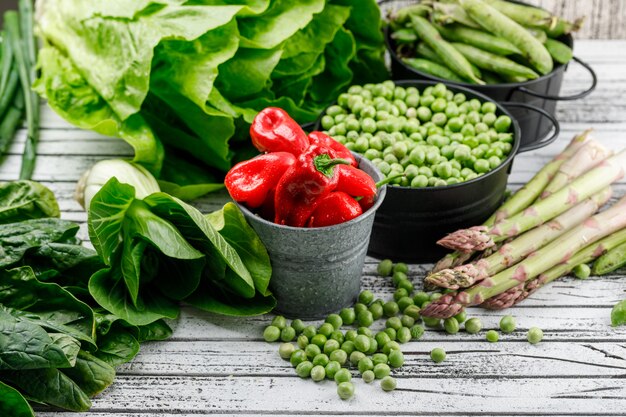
[500, 102, 560, 153]
[509, 56, 597, 101]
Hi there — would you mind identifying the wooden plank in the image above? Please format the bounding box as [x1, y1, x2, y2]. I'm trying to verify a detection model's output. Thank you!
[35, 375, 626, 415]
[114, 340, 626, 377]
[168, 306, 626, 342]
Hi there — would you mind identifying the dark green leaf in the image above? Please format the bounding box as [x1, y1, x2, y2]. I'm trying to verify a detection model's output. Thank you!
[0, 381, 35, 417]
[93, 327, 140, 367]
[0, 180, 59, 224]
[0, 218, 79, 267]
[186, 287, 276, 317]
[0, 310, 79, 370]
[206, 202, 272, 296]
[62, 350, 116, 397]
[611, 300, 626, 327]
[135, 319, 172, 342]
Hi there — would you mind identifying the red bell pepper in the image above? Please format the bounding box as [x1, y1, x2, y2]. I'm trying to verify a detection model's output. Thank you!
[250, 107, 310, 155]
[308, 131, 357, 167]
[274, 145, 352, 227]
[225, 152, 296, 209]
[336, 165, 377, 199]
[307, 192, 363, 228]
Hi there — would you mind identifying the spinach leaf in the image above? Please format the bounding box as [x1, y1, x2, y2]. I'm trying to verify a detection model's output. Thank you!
[611, 300, 626, 326]
[186, 286, 276, 316]
[62, 351, 116, 397]
[0, 381, 34, 417]
[93, 327, 140, 367]
[206, 202, 272, 296]
[0, 181, 59, 224]
[0, 267, 96, 346]
[0, 311, 79, 370]
[0, 219, 79, 267]
[135, 319, 172, 342]
[1, 367, 92, 412]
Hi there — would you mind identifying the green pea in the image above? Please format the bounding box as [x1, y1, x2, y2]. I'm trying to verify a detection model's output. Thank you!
[573, 263, 591, 279]
[357, 310, 374, 327]
[281, 326, 296, 342]
[411, 175, 429, 188]
[305, 343, 321, 359]
[337, 309, 354, 327]
[362, 370, 375, 383]
[393, 288, 409, 301]
[302, 325, 317, 340]
[386, 317, 403, 331]
[481, 101, 497, 113]
[358, 290, 374, 306]
[369, 303, 384, 320]
[397, 296, 414, 313]
[357, 327, 373, 337]
[486, 330, 500, 343]
[445, 103, 459, 118]
[408, 148, 426, 166]
[401, 315, 415, 328]
[337, 381, 355, 400]
[494, 115, 512, 132]
[388, 349, 404, 368]
[354, 303, 368, 316]
[392, 141, 408, 158]
[354, 137, 369, 153]
[499, 315, 516, 333]
[345, 330, 358, 342]
[334, 368, 352, 384]
[412, 292, 429, 306]
[328, 350, 346, 367]
[444, 317, 460, 334]
[461, 318, 481, 334]
[486, 147, 504, 159]
[417, 106, 432, 122]
[460, 124, 475, 137]
[482, 112, 497, 126]
[374, 332, 391, 348]
[325, 361, 341, 380]
[296, 360, 314, 378]
[417, 166, 432, 177]
[435, 162, 452, 179]
[366, 337, 378, 355]
[453, 93, 466, 104]
[290, 349, 307, 367]
[326, 105, 344, 117]
[423, 317, 441, 328]
[397, 327, 412, 343]
[310, 334, 327, 349]
[410, 324, 425, 340]
[430, 347, 446, 363]
[527, 327, 543, 344]
[377, 259, 393, 276]
[354, 335, 371, 353]
[383, 327, 398, 346]
[383, 341, 401, 355]
[263, 325, 280, 342]
[279, 343, 295, 359]
[324, 339, 341, 356]
[341, 340, 356, 355]
[349, 351, 366, 366]
[270, 316, 286, 330]
[403, 305, 421, 320]
[474, 158, 490, 173]
[313, 353, 330, 367]
[318, 323, 334, 338]
[358, 357, 374, 374]
[488, 156, 502, 169]
[397, 279, 414, 293]
[321, 115, 335, 130]
[297, 334, 309, 349]
[403, 164, 419, 180]
[453, 311, 467, 324]
[377, 161, 392, 176]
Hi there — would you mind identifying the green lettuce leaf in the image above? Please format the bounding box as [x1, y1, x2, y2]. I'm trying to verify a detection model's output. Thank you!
[0, 381, 35, 417]
[0, 181, 59, 224]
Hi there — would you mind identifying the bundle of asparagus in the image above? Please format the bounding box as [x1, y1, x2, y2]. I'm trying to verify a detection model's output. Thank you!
[421, 132, 626, 319]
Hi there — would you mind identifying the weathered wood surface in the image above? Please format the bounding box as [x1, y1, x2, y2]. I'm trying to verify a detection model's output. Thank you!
[3, 40, 626, 416]
[380, 0, 626, 39]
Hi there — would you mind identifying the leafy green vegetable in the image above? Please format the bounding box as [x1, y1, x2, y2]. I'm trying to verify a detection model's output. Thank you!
[0, 381, 34, 417]
[36, 0, 387, 196]
[87, 178, 274, 325]
[0, 181, 59, 224]
[611, 300, 626, 327]
[61, 351, 116, 397]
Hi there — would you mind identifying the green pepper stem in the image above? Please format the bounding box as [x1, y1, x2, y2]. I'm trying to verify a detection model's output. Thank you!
[314, 154, 352, 177]
[376, 174, 405, 188]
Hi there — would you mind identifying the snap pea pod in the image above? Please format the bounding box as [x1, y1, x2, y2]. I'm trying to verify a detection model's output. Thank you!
[545, 38, 573, 65]
[452, 42, 539, 80]
[432, 2, 481, 29]
[391, 4, 431, 27]
[526, 27, 548, 44]
[392, 28, 418, 44]
[402, 58, 465, 82]
[592, 241, 626, 276]
[501, 73, 529, 83]
[482, 0, 583, 36]
[416, 42, 482, 79]
[459, 0, 553, 75]
[410, 15, 484, 84]
[435, 24, 521, 56]
[481, 70, 504, 84]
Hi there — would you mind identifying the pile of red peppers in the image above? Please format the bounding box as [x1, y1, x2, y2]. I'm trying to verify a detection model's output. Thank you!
[225, 108, 378, 228]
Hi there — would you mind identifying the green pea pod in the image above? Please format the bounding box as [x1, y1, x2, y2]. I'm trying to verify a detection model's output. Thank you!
[452, 42, 539, 80]
[431, 2, 481, 29]
[459, 0, 553, 75]
[481, 70, 504, 84]
[500, 73, 529, 84]
[410, 15, 484, 84]
[435, 23, 521, 56]
[402, 58, 465, 83]
[545, 38, 573, 65]
[391, 4, 432, 26]
[592, 241, 626, 276]
[391, 28, 418, 44]
[416, 42, 482, 79]
[525, 27, 548, 43]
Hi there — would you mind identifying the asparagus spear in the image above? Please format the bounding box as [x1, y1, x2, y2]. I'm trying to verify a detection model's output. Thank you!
[426, 188, 612, 289]
[422, 195, 626, 318]
[432, 132, 593, 274]
[539, 140, 611, 200]
[438, 149, 626, 253]
[483, 228, 626, 310]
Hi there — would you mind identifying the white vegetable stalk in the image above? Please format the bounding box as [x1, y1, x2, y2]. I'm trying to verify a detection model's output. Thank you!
[75, 159, 160, 209]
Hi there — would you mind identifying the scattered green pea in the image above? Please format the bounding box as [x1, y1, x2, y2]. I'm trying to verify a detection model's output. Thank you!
[465, 318, 482, 334]
[263, 325, 280, 342]
[362, 370, 375, 383]
[573, 264, 591, 279]
[383, 341, 401, 355]
[310, 334, 327, 348]
[423, 317, 441, 328]
[381, 376, 397, 391]
[358, 290, 375, 305]
[358, 357, 374, 374]
[281, 326, 296, 342]
[499, 315, 516, 334]
[354, 335, 371, 353]
[357, 310, 374, 327]
[369, 302, 384, 320]
[453, 311, 467, 324]
[290, 349, 307, 367]
[302, 325, 317, 340]
[388, 349, 404, 368]
[397, 327, 412, 343]
[330, 348, 348, 365]
[378, 259, 394, 276]
[279, 343, 295, 360]
[410, 324, 425, 340]
[444, 317, 460, 334]
[400, 314, 415, 328]
[403, 305, 421, 320]
[271, 316, 287, 330]
[430, 347, 446, 363]
[325, 361, 341, 379]
[335, 368, 352, 384]
[527, 327, 543, 344]
[337, 381, 355, 400]
[486, 330, 499, 343]
[318, 323, 334, 338]
[413, 291, 430, 306]
[296, 361, 314, 378]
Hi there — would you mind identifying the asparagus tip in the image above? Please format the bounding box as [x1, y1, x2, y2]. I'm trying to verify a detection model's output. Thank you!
[437, 226, 494, 252]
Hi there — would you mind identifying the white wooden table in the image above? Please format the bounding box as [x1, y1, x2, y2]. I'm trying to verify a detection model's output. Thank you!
[3, 40, 626, 416]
